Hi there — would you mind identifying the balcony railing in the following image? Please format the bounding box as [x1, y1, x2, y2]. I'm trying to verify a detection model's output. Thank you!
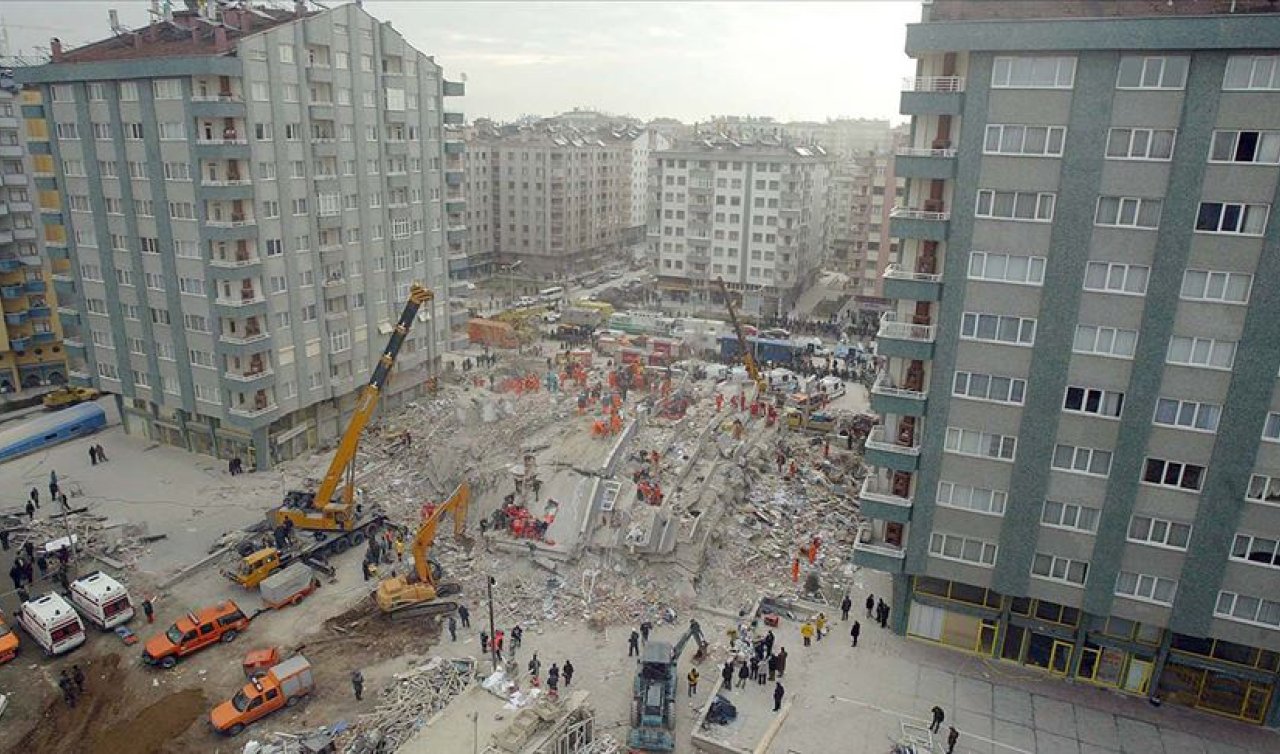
[210, 255, 261, 268]
[216, 293, 266, 307]
[229, 403, 277, 418]
[206, 217, 256, 228]
[859, 476, 913, 508]
[897, 146, 957, 158]
[865, 426, 922, 456]
[197, 136, 249, 146]
[883, 264, 942, 283]
[890, 206, 950, 222]
[903, 76, 965, 93]
[877, 312, 936, 342]
[225, 368, 273, 382]
[220, 331, 270, 345]
[191, 93, 241, 102]
[871, 373, 929, 402]
[204, 178, 253, 187]
[853, 526, 907, 559]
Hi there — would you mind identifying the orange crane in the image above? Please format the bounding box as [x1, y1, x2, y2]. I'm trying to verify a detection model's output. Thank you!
[375, 481, 470, 619]
[715, 277, 767, 393]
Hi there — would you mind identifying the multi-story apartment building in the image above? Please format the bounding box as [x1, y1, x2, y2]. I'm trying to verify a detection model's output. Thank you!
[788, 118, 896, 161]
[452, 130, 494, 286]
[17, 2, 462, 467]
[858, 0, 1280, 728]
[0, 79, 66, 393]
[650, 141, 830, 316]
[825, 146, 904, 306]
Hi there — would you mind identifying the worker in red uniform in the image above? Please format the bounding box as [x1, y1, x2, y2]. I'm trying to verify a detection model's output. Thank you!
[716, 393, 725, 411]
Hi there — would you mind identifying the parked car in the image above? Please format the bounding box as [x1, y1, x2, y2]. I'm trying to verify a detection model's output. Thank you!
[42, 385, 101, 410]
[143, 601, 250, 669]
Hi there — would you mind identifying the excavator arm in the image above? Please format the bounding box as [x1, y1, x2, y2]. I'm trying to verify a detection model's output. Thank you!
[715, 277, 767, 393]
[670, 618, 708, 661]
[412, 481, 470, 587]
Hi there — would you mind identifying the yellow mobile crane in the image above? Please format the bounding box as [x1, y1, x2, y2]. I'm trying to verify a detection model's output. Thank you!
[273, 283, 435, 533]
[715, 277, 767, 393]
[375, 481, 470, 619]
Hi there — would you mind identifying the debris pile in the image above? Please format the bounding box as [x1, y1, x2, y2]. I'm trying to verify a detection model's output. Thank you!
[345, 656, 475, 751]
[4, 511, 164, 571]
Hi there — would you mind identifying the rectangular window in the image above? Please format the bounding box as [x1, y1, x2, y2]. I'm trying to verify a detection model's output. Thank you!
[97, 363, 119, 380]
[1082, 261, 1149, 295]
[1195, 202, 1268, 235]
[1063, 386, 1124, 418]
[330, 329, 351, 352]
[152, 79, 182, 99]
[1263, 412, 1280, 442]
[1180, 270, 1251, 304]
[982, 125, 1066, 157]
[1209, 130, 1280, 165]
[183, 314, 209, 332]
[157, 122, 185, 141]
[936, 481, 1007, 516]
[55, 123, 79, 140]
[144, 272, 165, 291]
[168, 201, 195, 220]
[278, 44, 295, 64]
[1041, 500, 1100, 534]
[960, 312, 1036, 346]
[1231, 534, 1280, 568]
[1052, 444, 1112, 477]
[952, 371, 1026, 405]
[975, 190, 1055, 222]
[254, 123, 273, 141]
[189, 349, 215, 368]
[178, 276, 204, 295]
[163, 162, 190, 181]
[1115, 571, 1177, 606]
[174, 241, 200, 259]
[1223, 55, 1280, 91]
[1031, 553, 1089, 587]
[119, 82, 138, 101]
[1128, 515, 1192, 550]
[944, 427, 1016, 461]
[1166, 336, 1236, 370]
[1073, 324, 1138, 359]
[149, 307, 170, 325]
[91, 122, 111, 140]
[929, 533, 998, 567]
[991, 56, 1076, 89]
[1153, 398, 1221, 433]
[1106, 128, 1176, 161]
[967, 252, 1046, 285]
[1215, 591, 1280, 629]
[1095, 196, 1162, 229]
[1142, 458, 1205, 492]
[1116, 56, 1189, 89]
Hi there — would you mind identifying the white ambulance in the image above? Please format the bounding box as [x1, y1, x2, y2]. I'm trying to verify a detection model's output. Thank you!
[70, 571, 135, 630]
[17, 592, 85, 656]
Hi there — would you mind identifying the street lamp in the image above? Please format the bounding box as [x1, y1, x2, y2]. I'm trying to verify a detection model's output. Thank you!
[502, 260, 523, 304]
[486, 575, 498, 672]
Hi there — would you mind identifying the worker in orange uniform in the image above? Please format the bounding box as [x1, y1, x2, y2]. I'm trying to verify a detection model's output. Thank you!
[716, 393, 725, 412]
[609, 412, 622, 435]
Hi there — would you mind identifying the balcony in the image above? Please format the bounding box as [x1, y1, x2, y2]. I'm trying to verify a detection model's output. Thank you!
[32, 330, 56, 344]
[0, 145, 22, 159]
[23, 279, 46, 294]
[445, 199, 466, 215]
[900, 76, 965, 116]
[875, 312, 936, 361]
[194, 137, 250, 159]
[443, 80, 465, 97]
[446, 226, 467, 244]
[205, 215, 256, 228]
[0, 257, 21, 272]
[215, 293, 267, 312]
[8, 336, 29, 350]
[863, 425, 922, 472]
[889, 206, 949, 242]
[894, 146, 957, 180]
[189, 94, 245, 118]
[63, 337, 85, 350]
[444, 140, 465, 156]
[851, 526, 906, 574]
[443, 111, 465, 125]
[201, 176, 254, 200]
[28, 305, 51, 320]
[4, 309, 28, 325]
[228, 402, 278, 419]
[882, 264, 942, 301]
[857, 475, 914, 524]
[13, 227, 35, 241]
[2, 173, 29, 186]
[870, 373, 929, 417]
[224, 367, 274, 385]
[1, 284, 25, 299]
[57, 306, 80, 324]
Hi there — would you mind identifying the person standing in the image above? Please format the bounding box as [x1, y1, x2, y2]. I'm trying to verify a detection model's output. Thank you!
[815, 613, 827, 641]
[687, 668, 699, 696]
[59, 672, 77, 708]
[447, 615, 457, 642]
[721, 661, 734, 689]
[24, 501, 34, 521]
[840, 594, 852, 622]
[865, 594, 875, 619]
[773, 682, 785, 712]
[89, 445, 98, 465]
[850, 620, 861, 648]
[547, 663, 560, 694]
[458, 604, 471, 628]
[947, 726, 959, 754]
[94, 444, 107, 462]
[0, 528, 8, 551]
[767, 652, 778, 681]
[800, 621, 814, 647]
[511, 625, 523, 650]
[142, 598, 155, 624]
[775, 647, 788, 679]
[527, 653, 541, 683]
[351, 670, 364, 701]
[628, 629, 640, 657]
[749, 655, 760, 682]
[640, 620, 652, 643]
[930, 706, 945, 734]
[764, 630, 775, 656]
[30, 488, 39, 510]
[72, 664, 86, 693]
[882, 603, 892, 629]
[562, 659, 574, 687]
[737, 661, 749, 689]
[480, 631, 490, 654]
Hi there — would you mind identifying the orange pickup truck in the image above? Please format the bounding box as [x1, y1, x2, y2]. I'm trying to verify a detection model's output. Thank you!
[210, 655, 314, 735]
[142, 601, 250, 669]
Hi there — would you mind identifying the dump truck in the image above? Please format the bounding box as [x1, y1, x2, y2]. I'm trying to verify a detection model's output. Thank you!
[210, 654, 314, 736]
[628, 620, 708, 752]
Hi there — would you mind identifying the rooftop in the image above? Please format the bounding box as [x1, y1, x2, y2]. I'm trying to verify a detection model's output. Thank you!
[923, 0, 1280, 23]
[53, 5, 304, 64]
[661, 136, 833, 160]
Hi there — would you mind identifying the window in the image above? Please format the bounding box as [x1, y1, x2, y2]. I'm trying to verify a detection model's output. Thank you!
[1263, 412, 1280, 442]
[952, 371, 1025, 405]
[960, 312, 1036, 345]
[983, 125, 1065, 156]
[1167, 336, 1236, 370]
[91, 122, 111, 140]
[1154, 398, 1221, 432]
[188, 349, 215, 369]
[1142, 458, 1205, 492]
[1106, 128, 1176, 160]
[276, 311, 291, 330]
[335, 51, 349, 69]
[119, 82, 138, 101]
[139, 237, 160, 254]
[1116, 56, 1189, 89]
[282, 84, 299, 103]
[991, 56, 1076, 88]
[284, 123, 301, 141]
[1231, 534, 1280, 568]
[135, 199, 154, 217]
[163, 162, 190, 181]
[1128, 515, 1192, 550]
[392, 218, 410, 240]
[1216, 591, 1280, 629]
[1095, 196, 1162, 229]
[1209, 130, 1280, 165]
[1041, 500, 1100, 533]
[55, 123, 79, 140]
[330, 329, 351, 352]
[291, 198, 308, 215]
[168, 201, 196, 220]
[936, 481, 1007, 516]
[149, 307, 171, 325]
[975, 190, 1055, 222]
[1032, 554, 1089, 587]
[174, 241, 199, 259]
[1223, 55, 1280, 91]
[152, 79, 182, 99]
[298, 269, 314, 287]
[97, 363, 119, 380]
[929, 533, 998, 567]
[944, 427, 1016, 461]
[144, 272, 165, 291]
[102, 196, 122, 214]
[1180, 269, 1251, 306]
[967, 252, 1045, 285]
[1073, 325, 1138, 359]
[1063, 386, 1124, 418]
[157, 122, 185, 141]
[178, 276, 204, 295]
[183, 314, 209, 332]
[1115, 572, 1177, 606]
[254, 123, 273, 141]
[1052, 444, 1112, 477]
[261, 201, 279, 219]
[194, 384, 219, 403]
[1082, 261, 1149, 296]
[361, 54, 374, 72]
[278, 44, 295, 64]
[1195, 202, 1268, 235]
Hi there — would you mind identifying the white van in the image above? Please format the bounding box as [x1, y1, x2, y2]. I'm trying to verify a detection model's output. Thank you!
[17, 592, 86, 656]
[70, 571, 135, 630]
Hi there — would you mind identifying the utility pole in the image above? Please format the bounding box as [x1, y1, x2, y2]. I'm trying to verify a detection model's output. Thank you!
[486, 575, 498, 672]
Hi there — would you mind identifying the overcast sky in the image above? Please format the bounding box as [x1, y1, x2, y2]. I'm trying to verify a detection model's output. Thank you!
[1, 1, 920, 123]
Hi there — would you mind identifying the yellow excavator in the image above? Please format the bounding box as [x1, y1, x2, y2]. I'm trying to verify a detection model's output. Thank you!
[715, 277, 768, 394]
[375, 481, 470, 619]
[272, 283, 434, 534]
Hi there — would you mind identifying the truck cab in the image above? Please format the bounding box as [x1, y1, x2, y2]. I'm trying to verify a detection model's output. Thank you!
[69, 571, 135, 629]
[223, 548, 285, 589]
[143, 601, 248, 669]
[210, 655, 313, 736]
[0, 614, 20, 663]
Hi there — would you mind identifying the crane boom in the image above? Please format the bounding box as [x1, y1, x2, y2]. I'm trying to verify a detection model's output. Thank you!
[275, 283, 434, 531]
[715, 277, 766, 392]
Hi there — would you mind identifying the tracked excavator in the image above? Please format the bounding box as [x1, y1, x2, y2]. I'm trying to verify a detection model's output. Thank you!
[374, 481, 470, 620]
[628, 619, 709, 752]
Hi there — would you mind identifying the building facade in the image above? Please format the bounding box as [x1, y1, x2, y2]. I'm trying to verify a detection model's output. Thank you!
[858, 0, 1280, 728]
[18, 2, 462, 467]
[0, 81, 66, 393]
[650, 141, 830, 317]
[825, 146, 904, 306]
